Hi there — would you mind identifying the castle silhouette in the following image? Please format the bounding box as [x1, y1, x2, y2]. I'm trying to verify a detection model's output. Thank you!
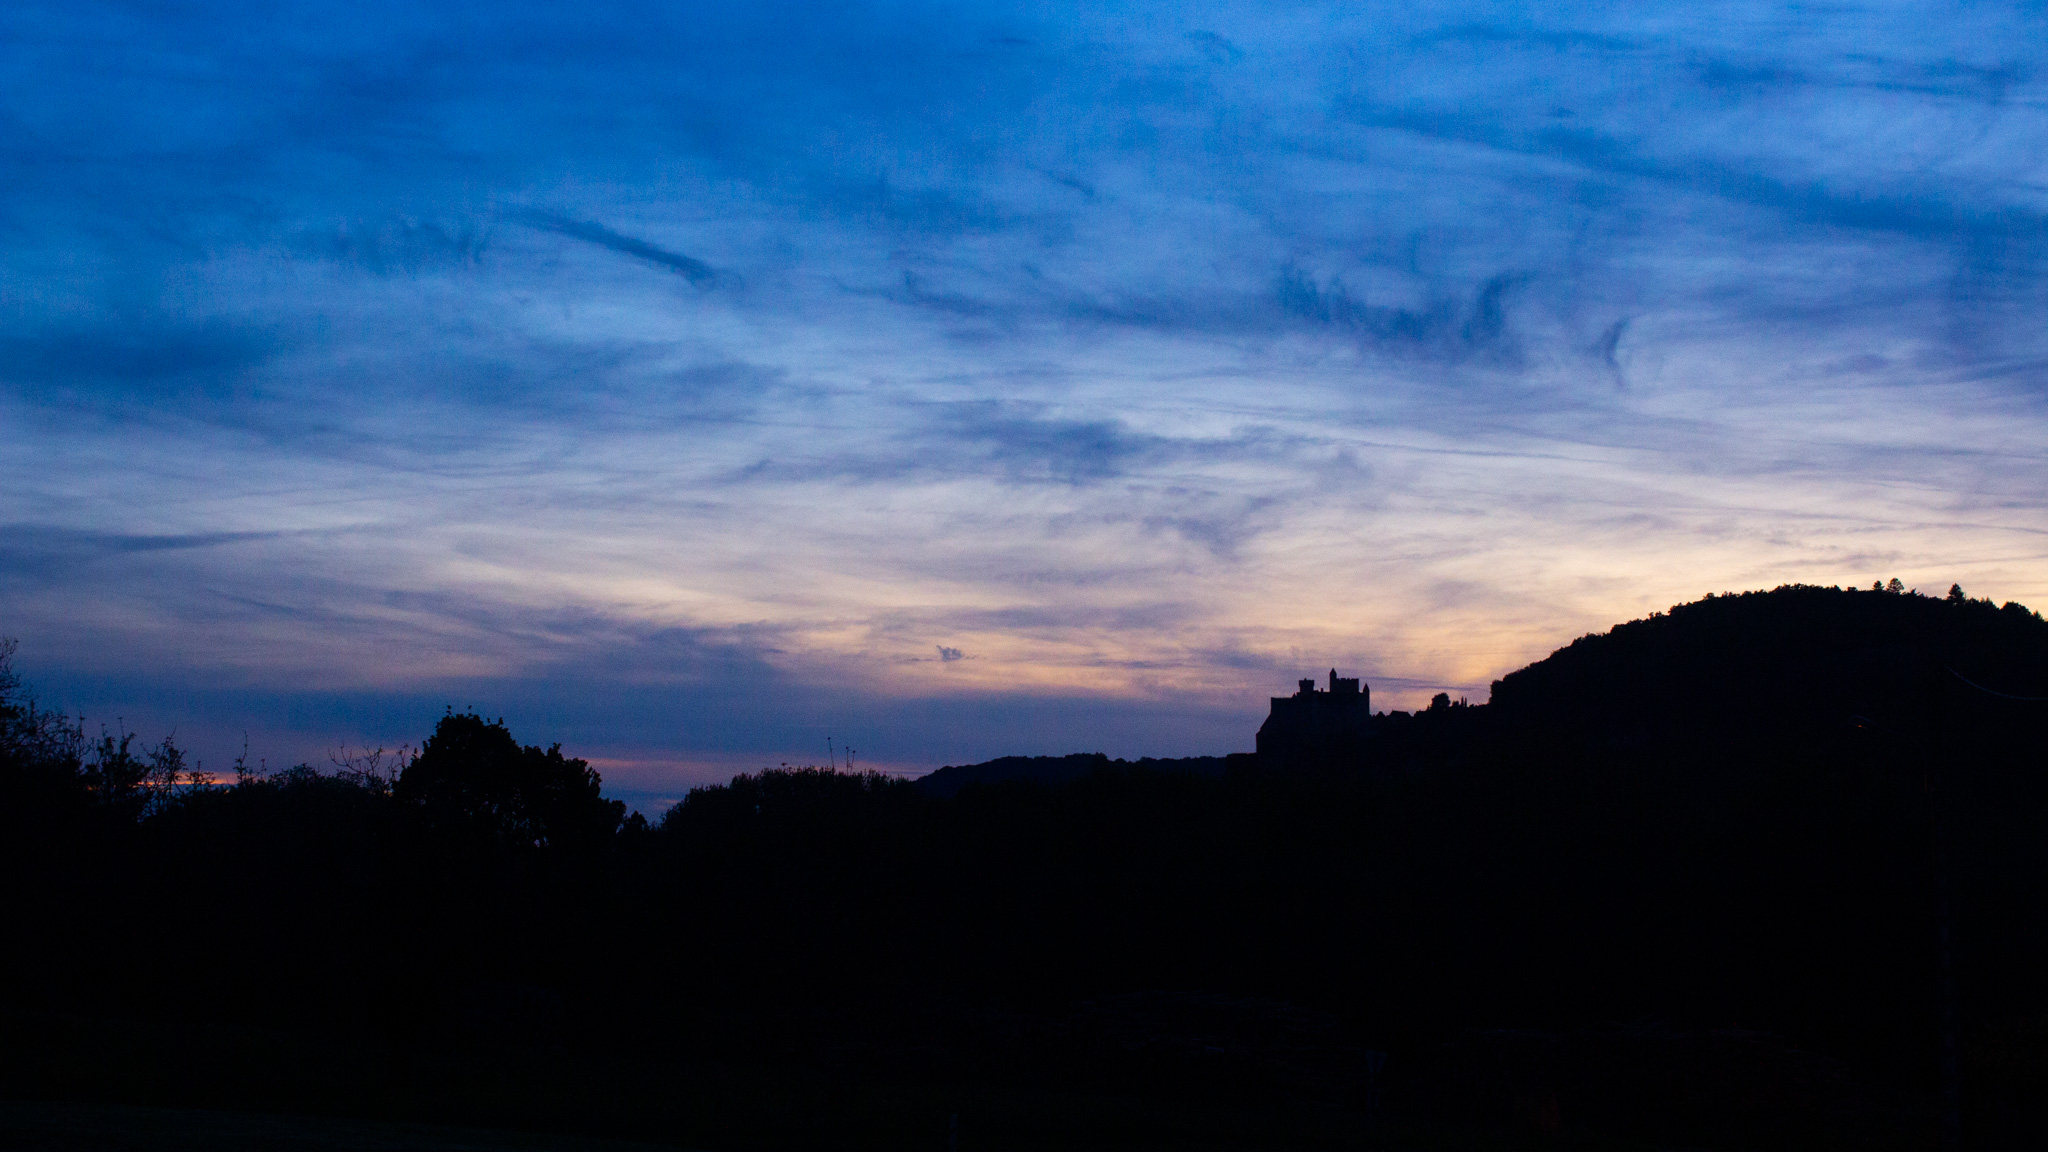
[1256, 669, 1374, 763]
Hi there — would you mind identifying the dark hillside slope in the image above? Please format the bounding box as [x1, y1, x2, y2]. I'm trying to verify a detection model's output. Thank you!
[1490, 583, 2048, 747]
[913, 753, 1243, 798]
[1465, 583, 2048, 1131]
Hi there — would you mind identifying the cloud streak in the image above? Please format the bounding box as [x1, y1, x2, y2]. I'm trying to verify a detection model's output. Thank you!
[518, 211, 724, 286]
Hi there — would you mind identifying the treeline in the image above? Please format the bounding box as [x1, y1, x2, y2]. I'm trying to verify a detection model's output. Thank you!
[2, 585, 2047, 1150]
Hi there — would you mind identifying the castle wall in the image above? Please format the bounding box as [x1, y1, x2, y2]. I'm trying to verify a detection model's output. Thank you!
[1255, 669, 1374, 765]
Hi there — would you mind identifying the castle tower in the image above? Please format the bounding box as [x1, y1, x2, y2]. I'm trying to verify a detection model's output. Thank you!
[1256, 669, 1372, 765]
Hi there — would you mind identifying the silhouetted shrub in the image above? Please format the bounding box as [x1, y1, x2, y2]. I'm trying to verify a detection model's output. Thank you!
[396, 710, 625, 853]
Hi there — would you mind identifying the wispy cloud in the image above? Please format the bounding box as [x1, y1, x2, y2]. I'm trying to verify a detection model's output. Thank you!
[517, 210, 724, 286]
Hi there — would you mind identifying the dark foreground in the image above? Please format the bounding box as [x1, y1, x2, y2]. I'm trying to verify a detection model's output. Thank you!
[0, 1009, 1978, 1151]
[4, 585, 2046, 1149]
[0, 1100, 683, 1152]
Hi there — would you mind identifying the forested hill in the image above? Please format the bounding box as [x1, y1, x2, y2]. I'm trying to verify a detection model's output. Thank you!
[4, 584, 2047, 1149]
[1489, 582, 2048, 743]
[927, 586, 2048, 790]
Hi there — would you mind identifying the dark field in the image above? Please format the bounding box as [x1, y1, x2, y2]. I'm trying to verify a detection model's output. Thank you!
[0, 1100, 684, 1152]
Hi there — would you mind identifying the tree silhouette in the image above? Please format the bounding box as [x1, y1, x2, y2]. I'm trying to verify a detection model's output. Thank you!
[395, 710, 624, 851]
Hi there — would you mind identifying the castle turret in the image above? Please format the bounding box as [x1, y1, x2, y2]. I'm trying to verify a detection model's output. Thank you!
[1256, 669, 1373, 767]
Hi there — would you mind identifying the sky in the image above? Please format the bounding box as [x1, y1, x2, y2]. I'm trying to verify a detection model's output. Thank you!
[4, 1, 2047, 811]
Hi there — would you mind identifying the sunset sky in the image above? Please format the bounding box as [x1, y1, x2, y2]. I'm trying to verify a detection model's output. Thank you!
[5, 1, 2047, 811]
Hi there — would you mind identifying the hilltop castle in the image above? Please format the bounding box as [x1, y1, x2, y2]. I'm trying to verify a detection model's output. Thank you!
[1256, 669, 1373, 763]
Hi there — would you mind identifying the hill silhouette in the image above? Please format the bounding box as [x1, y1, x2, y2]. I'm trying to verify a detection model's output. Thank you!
[2, 584, 2045, 1150]
[1490, 582, 2048, 746]
[913, 752, 1246, 798]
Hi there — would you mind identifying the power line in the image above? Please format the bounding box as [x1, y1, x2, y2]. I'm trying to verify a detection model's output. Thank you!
[1948, 667, 2048, 703]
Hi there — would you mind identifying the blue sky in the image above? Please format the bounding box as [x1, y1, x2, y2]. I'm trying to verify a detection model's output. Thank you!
[5, 1, 2046, 809]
